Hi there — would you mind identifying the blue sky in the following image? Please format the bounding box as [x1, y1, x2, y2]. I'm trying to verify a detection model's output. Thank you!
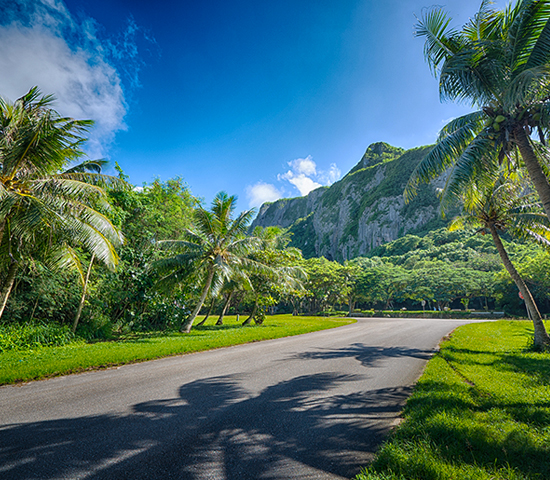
[0, 0, 505, 210]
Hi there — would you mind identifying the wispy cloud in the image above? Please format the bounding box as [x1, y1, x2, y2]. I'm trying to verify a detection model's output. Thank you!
[318, 163, 341, 186]
[0, 0, 154, 159]
[278, 155, 341, 196]
[246, 182, 283, 208]
[245, 155, 342, 209]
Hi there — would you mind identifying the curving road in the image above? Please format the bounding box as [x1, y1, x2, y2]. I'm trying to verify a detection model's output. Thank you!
[0, 317, 480, 479]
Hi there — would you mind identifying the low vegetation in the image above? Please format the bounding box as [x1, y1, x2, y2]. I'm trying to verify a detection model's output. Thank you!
[356, 320, 550, 480]
[0, 314, 353, 385]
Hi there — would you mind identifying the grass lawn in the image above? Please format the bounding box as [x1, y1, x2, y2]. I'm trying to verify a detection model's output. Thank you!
[0, 314, 353, 386]
[356, 320, 550, 480]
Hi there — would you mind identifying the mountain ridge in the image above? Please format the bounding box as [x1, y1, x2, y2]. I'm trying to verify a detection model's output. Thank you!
[252, 142, 448, 261]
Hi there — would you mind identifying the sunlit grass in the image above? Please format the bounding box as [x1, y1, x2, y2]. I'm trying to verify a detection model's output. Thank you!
[0, 314, 353, 385]
[356, 320, 550, 480]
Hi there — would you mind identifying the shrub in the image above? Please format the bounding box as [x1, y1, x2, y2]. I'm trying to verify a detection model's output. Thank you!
[0, 323, 78, 352]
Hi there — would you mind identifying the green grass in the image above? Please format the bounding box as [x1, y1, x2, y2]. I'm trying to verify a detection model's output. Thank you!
[0, 314, 354, 385]
[356, 320, 550, 480]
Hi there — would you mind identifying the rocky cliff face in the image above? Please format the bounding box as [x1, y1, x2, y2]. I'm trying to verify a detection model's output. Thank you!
[252, 143, 447, 261]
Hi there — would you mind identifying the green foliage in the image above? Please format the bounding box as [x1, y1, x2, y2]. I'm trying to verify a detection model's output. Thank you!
[345, 227, 548, 312]
[288, 213, 317, 258]
[357, 321, 550, 480]
[92, 176, 197, 330]
[348, 142, 405, 175]
[301, 257, 352, 312]
[0, 323, 78, 352]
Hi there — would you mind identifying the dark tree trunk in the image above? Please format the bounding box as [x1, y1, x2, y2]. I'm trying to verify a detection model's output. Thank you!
[515, 126, 550, 222]
[242, 301, 258, 325]
[348, 298, 355, 316]
[216, 291, 233, 325]
[489, 224, 550, 348]
[197, 297, 216, 326]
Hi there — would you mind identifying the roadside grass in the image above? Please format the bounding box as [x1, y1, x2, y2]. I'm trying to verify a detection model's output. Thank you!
[356, 320, 550, 480]
[0, 314, 353, 385]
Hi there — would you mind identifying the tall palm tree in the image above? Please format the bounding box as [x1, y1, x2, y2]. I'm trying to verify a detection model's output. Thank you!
[154, 192, 260, 333]
[406, 0, 550, 220]
[449, 169, 550, 348]
[0, 87, 124, 319]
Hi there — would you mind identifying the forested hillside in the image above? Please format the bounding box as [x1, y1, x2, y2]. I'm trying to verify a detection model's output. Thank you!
[252, 142, 451, 261]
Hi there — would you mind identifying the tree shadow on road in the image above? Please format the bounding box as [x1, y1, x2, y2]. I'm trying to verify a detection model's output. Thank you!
[0, 372, 412, 479]
[291, 343, 434, 368]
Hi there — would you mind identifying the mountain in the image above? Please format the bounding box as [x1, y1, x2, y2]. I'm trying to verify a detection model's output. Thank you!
[251, 142, 449, 261]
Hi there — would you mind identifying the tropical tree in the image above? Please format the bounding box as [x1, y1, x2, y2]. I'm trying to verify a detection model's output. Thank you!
[154, 192, 260, 333]
[0, 87, 124, 319]
[449, 169, 550, 348]
[302, 257, 350, 313]
[241, 226, 305, 324]
[407, 0, 550, 221]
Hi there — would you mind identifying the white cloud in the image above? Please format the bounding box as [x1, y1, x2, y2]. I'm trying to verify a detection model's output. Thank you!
[246, 182, 283, 208]
[276, 156, 341, 197]
[288, 155, 317, 176]
[0, 1, 151, 159]
[279, 170, 322, 196]
[318, 163, 341, 186]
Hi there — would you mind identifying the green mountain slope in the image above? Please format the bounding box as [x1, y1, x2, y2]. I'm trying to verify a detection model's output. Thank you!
[252, 142, 449, 261]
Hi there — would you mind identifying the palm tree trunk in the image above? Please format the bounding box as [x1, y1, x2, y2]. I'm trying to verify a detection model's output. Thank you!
[242, 301, 258, 325]
[0, 260, 18, 319]
[181, 267, 215, 333]
[196, 297, 215, 326]
[216, 291, 233, 325]
[72, 253, 95, 334]
[515, 127, 550, 222]
[489, 224, 550, 348]
[0, 220, 5, 247]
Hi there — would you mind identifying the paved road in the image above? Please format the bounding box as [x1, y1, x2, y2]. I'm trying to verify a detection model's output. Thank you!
[0, 317, 479, 479]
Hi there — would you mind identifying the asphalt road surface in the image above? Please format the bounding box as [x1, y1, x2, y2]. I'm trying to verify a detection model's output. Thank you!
[0, 317, 480, 480]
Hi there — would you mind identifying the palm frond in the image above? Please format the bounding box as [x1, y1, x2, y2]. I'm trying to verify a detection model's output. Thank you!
[505, 64, 550, 108]
[509, 0, 550, 72]
[46, 245, 85, 285]
[405, 113, 484, 201]
[415, 7, 461, 74]
[442, 132, 498, 202]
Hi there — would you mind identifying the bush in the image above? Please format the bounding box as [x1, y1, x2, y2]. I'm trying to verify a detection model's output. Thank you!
[0, 323, 78, 352]
[76, 313, 114, 341]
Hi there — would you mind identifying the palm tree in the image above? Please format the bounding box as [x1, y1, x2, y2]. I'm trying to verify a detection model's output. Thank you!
[154, 192, 260, 333]
[449, 169, 550, 348]
[0, 87, 124, 319]
[406, 0, 550, 220]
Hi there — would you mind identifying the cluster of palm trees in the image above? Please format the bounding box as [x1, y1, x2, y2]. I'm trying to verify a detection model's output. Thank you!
[408, 0, 550, 347]
[153, 192, 305, 333]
